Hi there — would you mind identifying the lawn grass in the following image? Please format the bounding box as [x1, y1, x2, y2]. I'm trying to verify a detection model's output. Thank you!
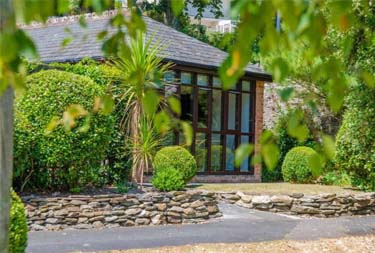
[188, 182, 362, 195]
[96, 235, 375, 253]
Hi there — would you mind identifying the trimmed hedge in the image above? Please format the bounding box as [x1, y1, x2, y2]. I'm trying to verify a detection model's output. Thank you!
[151, 167, 185, 191]
[48, 60, 131, 184]
[153, 146, 197, 183]
[14, 70, 114, 191]
[282, 146, 322, 183]
[335, 85, 375, 191]
[10, 190, 28, 253]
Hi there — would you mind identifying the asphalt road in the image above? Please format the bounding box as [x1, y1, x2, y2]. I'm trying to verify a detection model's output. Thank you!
[27, 203, 375, 253]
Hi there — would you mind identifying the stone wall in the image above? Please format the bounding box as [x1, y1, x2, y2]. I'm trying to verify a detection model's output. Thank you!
[23, 191, 221, 231]
[219, 191, 375, 217]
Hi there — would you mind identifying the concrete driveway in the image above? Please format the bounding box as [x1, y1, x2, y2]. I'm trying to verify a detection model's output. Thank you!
[27, 203, 375, 253]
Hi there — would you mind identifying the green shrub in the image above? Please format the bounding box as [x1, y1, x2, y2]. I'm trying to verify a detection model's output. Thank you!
[152, 167, 186, 191]
[282, 146, 323, 183]
[47, 59, 131, 184]
[10, 190, 28, 253]
[335, 85, 375, 191]
[14, 70, 114, 191]
[320, 171, 351, 186]
[153, 146, 197, 183]
[263, 113, 316, 182]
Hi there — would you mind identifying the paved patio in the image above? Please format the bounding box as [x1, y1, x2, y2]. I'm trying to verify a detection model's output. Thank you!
[27, 203, 375, 253]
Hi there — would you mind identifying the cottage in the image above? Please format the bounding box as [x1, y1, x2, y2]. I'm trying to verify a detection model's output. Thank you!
[25, 11, 272, 183]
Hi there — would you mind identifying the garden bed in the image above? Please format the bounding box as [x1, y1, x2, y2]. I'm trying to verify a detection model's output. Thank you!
[23, 190, 221, 231]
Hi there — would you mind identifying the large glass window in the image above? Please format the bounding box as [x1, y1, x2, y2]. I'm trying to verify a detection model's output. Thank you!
[174, 69, 255, 175]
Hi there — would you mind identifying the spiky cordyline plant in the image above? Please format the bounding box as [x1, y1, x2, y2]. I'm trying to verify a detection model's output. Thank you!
[111, 32, 173, 185]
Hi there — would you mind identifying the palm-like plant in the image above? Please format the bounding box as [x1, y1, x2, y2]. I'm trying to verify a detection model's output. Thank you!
[111, 32, 173, 185]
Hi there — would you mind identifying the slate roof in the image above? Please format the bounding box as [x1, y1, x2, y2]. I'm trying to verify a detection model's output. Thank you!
[24, 12, 272, 81]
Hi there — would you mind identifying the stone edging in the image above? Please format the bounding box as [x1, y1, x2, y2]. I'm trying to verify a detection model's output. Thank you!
[23, 191, 221, 231]
[218, 191, 375, 217]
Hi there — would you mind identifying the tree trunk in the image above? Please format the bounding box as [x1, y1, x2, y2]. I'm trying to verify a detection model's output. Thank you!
[131, 102, 143, 185]
[0, 87, 14, 253]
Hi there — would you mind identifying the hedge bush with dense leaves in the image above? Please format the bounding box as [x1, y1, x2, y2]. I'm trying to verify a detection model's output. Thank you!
[151, 167, 186, 191]
[335, 85, 375, 191]
[10, 190, 28, 253]
[153, 146, 197, 183]
[14, 70, 114, 191]
[46, 59, 131, 184]
[282, 146, 322, 183]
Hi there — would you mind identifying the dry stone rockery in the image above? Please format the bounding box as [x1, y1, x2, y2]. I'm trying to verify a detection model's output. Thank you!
[218, 191, 375, 217]
[23, 191, 221, 231]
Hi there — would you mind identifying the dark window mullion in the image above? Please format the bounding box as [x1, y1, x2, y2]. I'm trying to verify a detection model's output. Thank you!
[207, 75, 213, 174]
[191, 73, 198, 156]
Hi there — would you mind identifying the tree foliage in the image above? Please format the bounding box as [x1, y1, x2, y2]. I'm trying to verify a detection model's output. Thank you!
[142, 0, 223, 29]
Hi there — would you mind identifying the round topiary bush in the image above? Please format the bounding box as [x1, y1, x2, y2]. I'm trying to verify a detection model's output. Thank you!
[282, 146, 322, 183]
[151, 167, 185, 191]
[14, 70, 114, 191]
[153, 146, 197, 183]
[10, 190, 28, 253]
[335, 85, 375, 191]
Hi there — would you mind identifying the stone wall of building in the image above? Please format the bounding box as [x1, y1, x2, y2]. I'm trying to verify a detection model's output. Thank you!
[219, 191, 375, 217]
[23, 191, 221, 231]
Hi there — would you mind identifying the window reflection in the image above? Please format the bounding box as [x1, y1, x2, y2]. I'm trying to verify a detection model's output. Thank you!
[228, 92, 237, 130]
[197, 74, 208, 86]
[211, 134, 222, 172]
[180, 86, 194, 122]
[212, 90, 221, 131]
[241, 93, 251, 133]
[196, 133, 207, 172]
[225, 135, 235, 171]
[197, 89, 209, 128]
[181, 72, 192, 84]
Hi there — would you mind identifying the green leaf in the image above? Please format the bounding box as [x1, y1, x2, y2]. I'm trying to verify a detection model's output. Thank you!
[235, 144, 254, 168]
[322, 134, 335, 161]
[181, 121, 193, 146]
[79, 15, 87, 28]
[142, 90, 160, 116]
[57, 0, 70, 14]
[287, 110, 309, 142]
[44, 116, 60, 135]
[61, 37, 72, 48]
[361, 71, 375, 88]
[278, 87, 294, 102]
[168, 97, 181, 116]
[94, 95, 114, 115]
[154, 111, 171, 134]
[261, 143, 280, 170]
[269, 57, 289, 83]
[171, 0, 185, 16]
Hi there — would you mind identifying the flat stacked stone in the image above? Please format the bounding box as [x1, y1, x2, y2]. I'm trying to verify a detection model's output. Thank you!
[23, 190, 222, 231]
